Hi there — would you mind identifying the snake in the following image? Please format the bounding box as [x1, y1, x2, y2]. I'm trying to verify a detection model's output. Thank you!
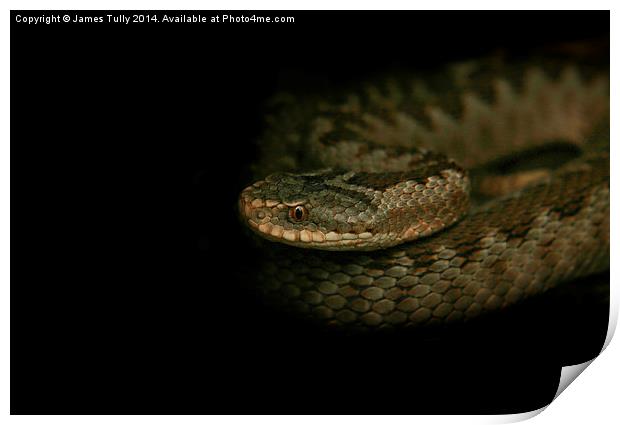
[237, 59, 610, 329]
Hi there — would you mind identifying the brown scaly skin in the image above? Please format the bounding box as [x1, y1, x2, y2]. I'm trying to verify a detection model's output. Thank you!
[240, 61, 610, 329]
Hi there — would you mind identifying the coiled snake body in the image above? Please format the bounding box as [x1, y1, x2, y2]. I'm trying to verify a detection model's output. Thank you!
[239, 61, 610, 329]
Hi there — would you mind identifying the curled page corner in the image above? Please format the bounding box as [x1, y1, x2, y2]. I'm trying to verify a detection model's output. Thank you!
[489, 349, 609, 423]
[554, 360, 594, 400]
[510, 265, 615, 422]
[488, 361, 594, 425]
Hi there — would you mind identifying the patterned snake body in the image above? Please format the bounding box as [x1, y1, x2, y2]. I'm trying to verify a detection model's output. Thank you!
[239, 62, 610, 329]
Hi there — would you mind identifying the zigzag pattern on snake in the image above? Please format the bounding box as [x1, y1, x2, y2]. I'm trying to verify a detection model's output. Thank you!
[238, 60, 610, 329]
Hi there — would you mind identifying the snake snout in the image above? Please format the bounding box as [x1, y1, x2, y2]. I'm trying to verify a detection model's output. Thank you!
[239, 188, 264, 221]
[238, 185, 282, 236]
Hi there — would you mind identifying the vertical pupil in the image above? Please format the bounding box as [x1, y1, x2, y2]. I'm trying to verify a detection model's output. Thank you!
[295, 207, 303, 220]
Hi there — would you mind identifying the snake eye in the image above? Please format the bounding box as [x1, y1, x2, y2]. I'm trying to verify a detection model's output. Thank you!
[289, 205, 308, 222]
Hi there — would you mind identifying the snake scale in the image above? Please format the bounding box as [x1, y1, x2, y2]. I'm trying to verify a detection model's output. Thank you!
[238, 60, 610, 329]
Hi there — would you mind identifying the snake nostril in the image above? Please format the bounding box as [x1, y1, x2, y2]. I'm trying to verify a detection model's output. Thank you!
[256, 211, 266, 219]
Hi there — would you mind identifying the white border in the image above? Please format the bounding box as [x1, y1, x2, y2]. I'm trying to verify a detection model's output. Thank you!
[2, 1, 617, 424]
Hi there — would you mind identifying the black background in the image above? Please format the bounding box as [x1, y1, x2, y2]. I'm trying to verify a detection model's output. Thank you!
[11, 10, 609, 414]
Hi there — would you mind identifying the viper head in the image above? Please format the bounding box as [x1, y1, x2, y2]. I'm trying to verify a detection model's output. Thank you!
[239, 165, 469, 251]
[239, 170, 385, 250]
